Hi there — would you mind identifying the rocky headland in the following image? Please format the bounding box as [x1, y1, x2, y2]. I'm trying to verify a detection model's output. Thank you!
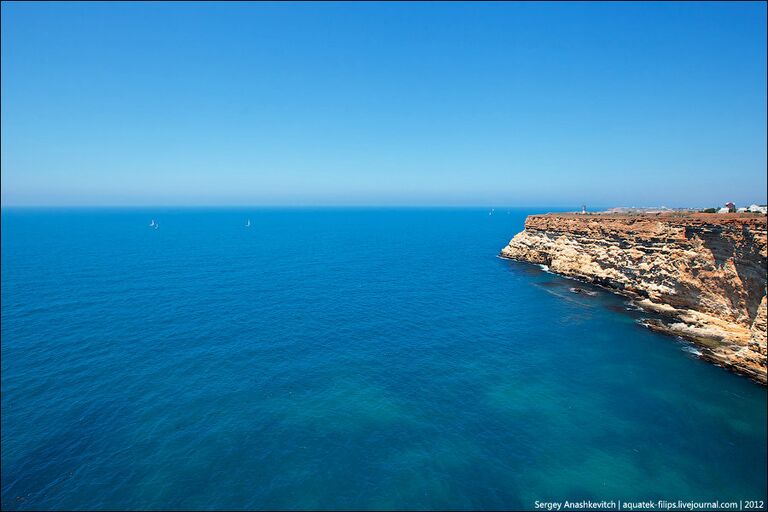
[500, 212, 768, 384]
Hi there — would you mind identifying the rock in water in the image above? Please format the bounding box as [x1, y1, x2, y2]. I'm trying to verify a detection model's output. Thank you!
[570, 287, 597, 296]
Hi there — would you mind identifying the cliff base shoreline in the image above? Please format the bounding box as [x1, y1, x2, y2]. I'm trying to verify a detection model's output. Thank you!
[500, 212, 768, 385]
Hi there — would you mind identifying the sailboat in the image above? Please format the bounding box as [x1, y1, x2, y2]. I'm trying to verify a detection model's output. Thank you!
[149, 219, 157, 228]
[245, 219, 251, 228]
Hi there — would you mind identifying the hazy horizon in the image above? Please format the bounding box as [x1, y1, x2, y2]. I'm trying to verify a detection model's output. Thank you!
[2, 202, 764, 208]
[2, 2, 766, 207]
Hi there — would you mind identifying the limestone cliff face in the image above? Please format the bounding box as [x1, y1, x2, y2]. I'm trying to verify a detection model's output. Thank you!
[500, 213, 768, 384]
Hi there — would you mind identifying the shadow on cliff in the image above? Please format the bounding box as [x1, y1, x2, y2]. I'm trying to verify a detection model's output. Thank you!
[685, 225, 767, 323]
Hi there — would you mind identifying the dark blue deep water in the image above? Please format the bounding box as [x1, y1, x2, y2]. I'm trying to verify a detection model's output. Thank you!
[2, 208, 766, 510]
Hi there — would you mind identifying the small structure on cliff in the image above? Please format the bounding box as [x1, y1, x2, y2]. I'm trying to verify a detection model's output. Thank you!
[717, 202, 736, 213]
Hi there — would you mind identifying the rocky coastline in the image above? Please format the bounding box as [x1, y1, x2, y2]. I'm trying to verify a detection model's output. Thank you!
[500, 212, 768, 384]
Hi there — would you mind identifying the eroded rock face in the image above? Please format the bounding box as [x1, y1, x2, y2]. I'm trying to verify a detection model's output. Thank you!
[500, 213, 768, 384]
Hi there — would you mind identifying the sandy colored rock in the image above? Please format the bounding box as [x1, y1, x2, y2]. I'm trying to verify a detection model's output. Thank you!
[500, 212, 768, 384]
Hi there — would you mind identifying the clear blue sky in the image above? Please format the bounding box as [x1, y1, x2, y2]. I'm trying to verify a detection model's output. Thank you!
[1, 1, 766, 207]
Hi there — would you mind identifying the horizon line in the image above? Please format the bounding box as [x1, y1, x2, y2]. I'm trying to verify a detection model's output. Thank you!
[0, 204, 588, 209]
[1, 203, 730, 210]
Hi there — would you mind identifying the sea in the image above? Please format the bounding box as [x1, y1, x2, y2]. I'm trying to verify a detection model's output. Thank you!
[1, 208, 766, 511]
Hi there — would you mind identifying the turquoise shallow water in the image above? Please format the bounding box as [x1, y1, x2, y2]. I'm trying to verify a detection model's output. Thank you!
[1, 208, 766, 511]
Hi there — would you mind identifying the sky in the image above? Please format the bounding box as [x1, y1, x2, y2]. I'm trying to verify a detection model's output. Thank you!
[1, 1, 766, 207]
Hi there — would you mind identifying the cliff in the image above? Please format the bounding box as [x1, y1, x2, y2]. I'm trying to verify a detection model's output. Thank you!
[500, 212, 768, 384]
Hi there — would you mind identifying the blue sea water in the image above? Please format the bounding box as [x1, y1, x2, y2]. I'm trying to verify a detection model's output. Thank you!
[1, 208, 766, 511]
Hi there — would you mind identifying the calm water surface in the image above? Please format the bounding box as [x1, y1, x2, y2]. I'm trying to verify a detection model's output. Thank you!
[2, 208, 766, 510]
